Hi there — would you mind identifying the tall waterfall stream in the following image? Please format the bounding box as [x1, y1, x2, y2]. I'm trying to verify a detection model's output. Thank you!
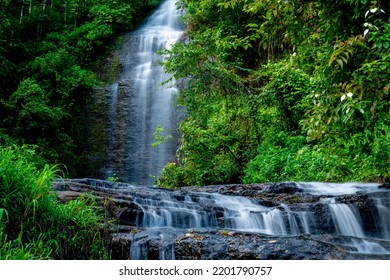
[81, 0, 390, 260]
[102, 0, 183, 185]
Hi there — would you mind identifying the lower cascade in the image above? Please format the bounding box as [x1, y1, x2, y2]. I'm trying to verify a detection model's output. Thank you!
[54, 179, 390, 260]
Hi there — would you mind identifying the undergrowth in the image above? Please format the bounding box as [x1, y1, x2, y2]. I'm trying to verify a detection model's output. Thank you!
[0, 145, 110, 260]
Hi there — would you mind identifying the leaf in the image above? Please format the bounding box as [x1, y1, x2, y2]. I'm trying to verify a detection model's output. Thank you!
[364, 29, 369, 37]
[383, 42, 389, 49]
[370, 8, 378, 13]
[370, 101, 377, 115]
[0, 208, 8, 223]
[337, 59, 344, 67]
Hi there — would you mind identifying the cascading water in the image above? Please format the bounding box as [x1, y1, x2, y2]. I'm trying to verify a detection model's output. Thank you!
[122, 181, 390, 259]
[327, 200, 389, 254]
[304, 182, 390, 254]
[129, 189, 311, 235]
[128, 188, 313, 259]
[55, 179, 390, 259]
[102, 0, 183, 185]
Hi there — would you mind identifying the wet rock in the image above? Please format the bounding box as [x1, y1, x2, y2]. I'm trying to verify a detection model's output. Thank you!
[55, 191, 82, 201]
[51, 178, 390, 260]
[379, 182, 390, 189]
[175, 231, 390, 260]
[111, 233, 131, 260]
[309, 203, 337, 234]
[266, 182, 303, 194]
[129, 228, 179, 260]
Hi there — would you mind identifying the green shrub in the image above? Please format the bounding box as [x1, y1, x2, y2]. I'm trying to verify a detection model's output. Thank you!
[156, 162, 186, 188]
[0, 145, 110, 259]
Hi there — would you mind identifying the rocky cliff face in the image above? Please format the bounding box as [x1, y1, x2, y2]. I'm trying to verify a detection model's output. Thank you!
[53, 179, 390, 260]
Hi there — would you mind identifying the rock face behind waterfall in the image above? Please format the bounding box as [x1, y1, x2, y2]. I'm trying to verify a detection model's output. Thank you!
[53, 179, 390, 260]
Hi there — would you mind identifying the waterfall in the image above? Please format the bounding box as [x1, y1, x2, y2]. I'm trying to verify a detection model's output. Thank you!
[329, 202, 389, 254]
[129, 188, 312, 236]
[325, 194, 390, 254]
[102, 0, 183, 185]
[122, 182, 390, 259]
[81, 0, 390, 259]
[329, 202, 365, 237]
[56, 179, 390, 259]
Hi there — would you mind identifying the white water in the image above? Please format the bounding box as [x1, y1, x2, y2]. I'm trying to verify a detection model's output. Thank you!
[375, 197, 390, 240]
[119, 181, 390, 259]
[296, 182, 381, 195]
[130, 188, 313, 236]
[102, 0, 183, 185]
[329, 202, 365, 237]
[301, 181, 390, 254]
[327, 197, 390, 254]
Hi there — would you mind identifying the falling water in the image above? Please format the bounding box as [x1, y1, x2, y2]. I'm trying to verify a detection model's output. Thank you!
[130, 189, 312, 236]
[102, 0, 183, 185]
[329, 202, 365, 237]
[127, 188, 314, 259]
[121, 182, 390, 259]
[59, 179, 390, 259]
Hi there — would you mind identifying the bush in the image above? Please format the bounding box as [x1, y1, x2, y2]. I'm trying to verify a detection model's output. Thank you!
[0, 145, 110, 259]
[156, 162, 186, 188]
[244, 123, 390, 184]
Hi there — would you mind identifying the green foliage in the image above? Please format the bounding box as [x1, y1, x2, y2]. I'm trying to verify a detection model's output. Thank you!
[0, 232, 53, 260]
[158, 0, 390, 187]
[0, 0, 163, 176]
[156, 163, 186, 188]
[107, 175, 120, 182]
[244, 133, 347, 183]
[46, 193, 110, 259]
[0, 146, 52, 230]
[152, 125, 173, 147]
[0, 145, 110, 259]
[89, 1, 135, 31]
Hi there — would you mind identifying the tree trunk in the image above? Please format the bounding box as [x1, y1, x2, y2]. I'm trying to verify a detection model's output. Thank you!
[19, 5, 24, 23]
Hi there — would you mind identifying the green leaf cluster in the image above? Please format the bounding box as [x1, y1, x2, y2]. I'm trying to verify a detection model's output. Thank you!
[0, 145, 110, 259]
[0, 0, 162, 176]
[157, 0, 389, 187]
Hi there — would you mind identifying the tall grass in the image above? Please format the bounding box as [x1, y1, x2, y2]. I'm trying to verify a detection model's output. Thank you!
[0, 145, 110, 259]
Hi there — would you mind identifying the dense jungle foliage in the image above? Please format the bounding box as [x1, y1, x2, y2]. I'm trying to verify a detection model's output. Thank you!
[157, 0, 390, 187]
[0, 0, 389, 259]
[0, 0, 160, 174]
[0, 0, 160, 259]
